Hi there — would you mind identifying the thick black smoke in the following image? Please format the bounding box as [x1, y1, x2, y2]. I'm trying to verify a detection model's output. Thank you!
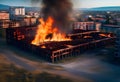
[42, 0, 72, 32]
[32, 0, 73, 33]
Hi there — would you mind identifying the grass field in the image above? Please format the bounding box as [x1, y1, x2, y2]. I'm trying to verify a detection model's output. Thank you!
[0, 55, 73, 82]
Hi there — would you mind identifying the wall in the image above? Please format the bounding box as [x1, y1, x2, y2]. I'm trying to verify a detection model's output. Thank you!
[0, 28, 6, 39]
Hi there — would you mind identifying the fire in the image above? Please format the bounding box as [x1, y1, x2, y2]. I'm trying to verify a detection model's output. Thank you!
[32, 16, 71, 46]
[99, 33, 112, 38]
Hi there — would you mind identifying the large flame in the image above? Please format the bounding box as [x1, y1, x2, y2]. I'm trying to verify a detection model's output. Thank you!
[32, 16, 71, 46]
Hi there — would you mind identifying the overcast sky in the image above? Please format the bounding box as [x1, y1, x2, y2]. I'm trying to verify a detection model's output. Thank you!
[0, 0, 120, 8]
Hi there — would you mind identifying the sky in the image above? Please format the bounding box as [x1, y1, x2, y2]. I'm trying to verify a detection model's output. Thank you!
[73, 0, 120, 8]
[0, 0, 120, 8]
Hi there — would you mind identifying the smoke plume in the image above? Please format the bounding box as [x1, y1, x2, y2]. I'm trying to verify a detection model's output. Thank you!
[32, 0, 73, 33]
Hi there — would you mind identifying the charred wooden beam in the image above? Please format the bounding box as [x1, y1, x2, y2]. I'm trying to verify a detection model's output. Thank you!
[6, 27, 116, 63]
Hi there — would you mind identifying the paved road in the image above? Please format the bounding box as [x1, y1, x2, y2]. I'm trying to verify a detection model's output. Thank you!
[0, 49, 37, 71]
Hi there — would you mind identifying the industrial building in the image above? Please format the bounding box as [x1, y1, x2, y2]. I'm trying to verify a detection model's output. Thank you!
[6, 27, 115, 63]
[101, 25, 120, 58]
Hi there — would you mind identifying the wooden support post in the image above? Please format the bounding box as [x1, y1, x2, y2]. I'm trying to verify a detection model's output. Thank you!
[58, 52, 60, 61]
[52, 53, 54, 63]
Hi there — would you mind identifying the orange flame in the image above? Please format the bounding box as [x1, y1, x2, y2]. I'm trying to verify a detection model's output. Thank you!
[32, 16, 71, 46]
[99, 33, 112, 38]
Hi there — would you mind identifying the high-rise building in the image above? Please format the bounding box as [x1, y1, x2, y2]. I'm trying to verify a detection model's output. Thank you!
[10, 7, 25, 16]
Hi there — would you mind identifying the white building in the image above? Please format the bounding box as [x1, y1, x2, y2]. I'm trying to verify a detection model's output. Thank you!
[73, 22, 101, 31]
[10, 7, 25, 16]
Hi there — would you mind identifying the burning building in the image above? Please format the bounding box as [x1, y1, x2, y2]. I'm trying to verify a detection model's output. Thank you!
[6, 26, 115, 63]
[31, 16, 71, 46]
[6, 0, 115, 62]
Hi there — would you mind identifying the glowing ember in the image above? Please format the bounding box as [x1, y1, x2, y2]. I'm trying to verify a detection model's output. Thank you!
[99, 33, 112, 38]
[32, 16, 71, 46]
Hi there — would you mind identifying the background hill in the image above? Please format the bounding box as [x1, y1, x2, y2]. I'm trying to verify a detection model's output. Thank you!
[0, 4, 40, 12]
[78, 6, 120, 11]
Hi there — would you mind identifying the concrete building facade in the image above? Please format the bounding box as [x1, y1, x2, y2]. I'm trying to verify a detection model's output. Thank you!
[0, 11, 10, 28]
[73, 22, 101, 31]
[10, 7, 25, 16]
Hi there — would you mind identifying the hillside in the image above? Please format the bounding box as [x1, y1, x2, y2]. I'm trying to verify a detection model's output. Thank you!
[0, 4, 9, 10]
[78, 6, 120, 11]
